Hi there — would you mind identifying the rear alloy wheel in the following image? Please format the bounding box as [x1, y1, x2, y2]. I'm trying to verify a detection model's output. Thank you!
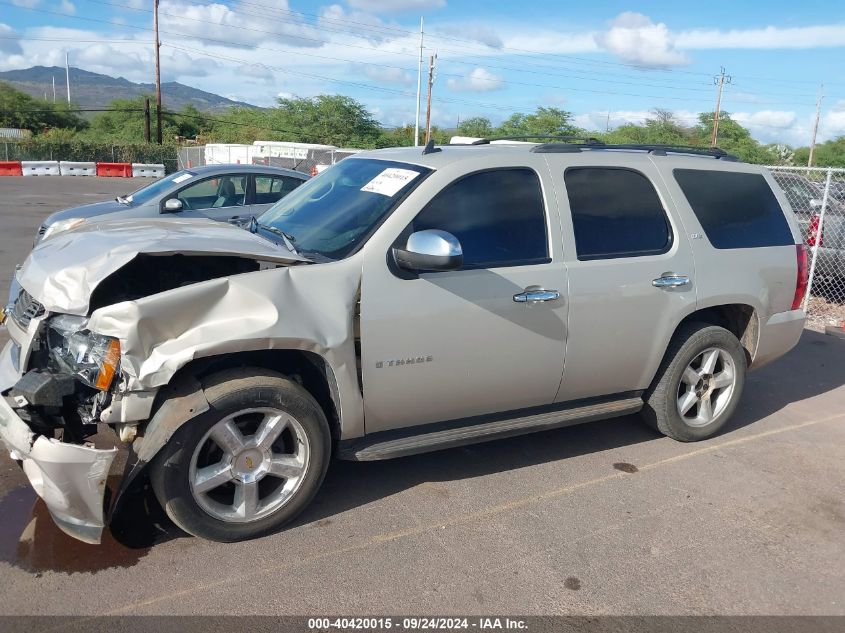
[675, 347, 738, 428]
[642, 323, 746, 442]
[150, 369, 330, 542]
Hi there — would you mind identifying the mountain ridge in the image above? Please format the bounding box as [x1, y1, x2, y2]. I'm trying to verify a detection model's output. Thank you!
[0, 66, 257, 112]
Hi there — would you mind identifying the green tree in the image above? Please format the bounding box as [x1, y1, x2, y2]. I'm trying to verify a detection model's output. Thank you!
[495, 107, 579, 138]
[83, 96, 209, 142]
[794, 137, 845, 168]
[457, 116, 493, 138]
[604, 109, 693, 145]
[692, 112, 777, 164]
[0, 82, 87, 132]
[210, 95, 382, 147]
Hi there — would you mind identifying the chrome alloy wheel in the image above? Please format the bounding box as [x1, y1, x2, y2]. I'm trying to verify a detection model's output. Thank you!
[676, 347, 737, 427]
[188, 407, 310, 523]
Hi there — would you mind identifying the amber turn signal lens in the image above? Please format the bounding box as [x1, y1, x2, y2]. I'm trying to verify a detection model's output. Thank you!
[95, 338, 121, 390]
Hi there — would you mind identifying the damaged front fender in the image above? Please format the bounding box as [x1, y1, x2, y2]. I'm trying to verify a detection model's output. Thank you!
[89, 256, 365, 439]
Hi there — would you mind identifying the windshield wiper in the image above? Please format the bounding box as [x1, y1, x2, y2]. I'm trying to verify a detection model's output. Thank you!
[249, 217, 300, 255]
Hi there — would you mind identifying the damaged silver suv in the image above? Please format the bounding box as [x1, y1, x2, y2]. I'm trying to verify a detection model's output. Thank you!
[0, 140, 808, 543]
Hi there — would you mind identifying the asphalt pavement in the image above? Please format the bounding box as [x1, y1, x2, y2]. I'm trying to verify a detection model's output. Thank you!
[0, 176, 843, 617]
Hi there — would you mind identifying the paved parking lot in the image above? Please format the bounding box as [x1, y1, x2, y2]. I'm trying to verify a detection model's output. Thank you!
[0, 176, 843, 616]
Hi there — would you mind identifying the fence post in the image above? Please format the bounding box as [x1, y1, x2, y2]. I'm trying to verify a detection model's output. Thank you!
[803, 168, 833, 311]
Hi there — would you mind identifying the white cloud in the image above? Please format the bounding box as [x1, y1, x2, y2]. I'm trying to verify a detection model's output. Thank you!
[363, 65, 413, 85]
[346, 0, 445, 13]
[159, 1, 323, 49]
[237, 63, 274, 82]
[732, 110, 797, 130]
[437, 23, 502, 48]
[678, 24, 845, 50]
[0, 24, 23, 55]
[595, 12, 688, 67]
[447, 67, 503, 92]
[319, 4, 400, 44]
[58, 0, 75, 14]
[823, 110, 845, 138]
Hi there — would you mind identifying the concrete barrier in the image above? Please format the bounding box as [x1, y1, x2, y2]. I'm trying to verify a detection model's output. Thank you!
[132, 163, 165, 178]
[21, 161, 60, 176]
[59, 161, 97, 176]
[96, 162, 133, 177]
[0, 161, 23, 176]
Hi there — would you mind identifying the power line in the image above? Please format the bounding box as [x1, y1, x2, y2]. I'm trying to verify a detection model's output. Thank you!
[45, 0, 825, 99]
[0, 3, 829, 105]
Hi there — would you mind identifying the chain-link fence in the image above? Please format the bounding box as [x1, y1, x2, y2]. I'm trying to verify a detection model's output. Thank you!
[769, 166, 845, 330]
[176, 144, 361, 175]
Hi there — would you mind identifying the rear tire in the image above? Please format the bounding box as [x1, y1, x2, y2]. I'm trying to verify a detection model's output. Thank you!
[641, 323, 746, 442]
[149, 368, 330, 542]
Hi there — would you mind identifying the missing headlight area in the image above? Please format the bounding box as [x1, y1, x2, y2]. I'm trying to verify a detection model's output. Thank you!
[88, 253, 263, 312]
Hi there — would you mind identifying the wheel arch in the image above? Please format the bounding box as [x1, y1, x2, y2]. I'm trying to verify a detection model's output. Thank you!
[109, 349, 348, 520]
[673, 302, 759, 368]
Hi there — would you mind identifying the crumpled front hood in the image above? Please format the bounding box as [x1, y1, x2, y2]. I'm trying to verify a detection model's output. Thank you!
[18, 217, 306, 315]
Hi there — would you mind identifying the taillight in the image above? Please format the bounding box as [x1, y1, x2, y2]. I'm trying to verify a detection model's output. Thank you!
[807, 214, 824, 247]
[792, 244, 809, 310]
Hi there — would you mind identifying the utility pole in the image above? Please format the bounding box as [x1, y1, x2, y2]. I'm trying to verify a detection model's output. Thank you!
[144, 97, 152, 143]
[710, 66, 731, 148]
[51, 76, 56, 102]
[65, 52, 71, 103]
[424, 53, 436, 145]
[605, 110, 611, 132]
[808, 84, 824, 167]
[153, 0, 163, 144]
[413, 17, 424, 147]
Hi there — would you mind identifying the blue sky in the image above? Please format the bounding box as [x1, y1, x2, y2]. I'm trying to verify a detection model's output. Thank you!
[2, 0, 844, 145]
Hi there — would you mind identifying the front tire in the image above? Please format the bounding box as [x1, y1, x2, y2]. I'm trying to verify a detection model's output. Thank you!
[641, 323, 746, 442]
[149, 368, 330, 542]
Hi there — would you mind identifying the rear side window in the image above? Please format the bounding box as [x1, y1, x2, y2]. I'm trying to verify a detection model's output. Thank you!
[254, 175, 303, 204]
[674, 169, 793, 249]
[564, 167, 672, 261]
[411, 168, 548, 269]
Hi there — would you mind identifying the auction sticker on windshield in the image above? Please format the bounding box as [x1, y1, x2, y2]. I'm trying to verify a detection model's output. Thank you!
[172, 173, 193, 184]
[360, 168, 420, 197]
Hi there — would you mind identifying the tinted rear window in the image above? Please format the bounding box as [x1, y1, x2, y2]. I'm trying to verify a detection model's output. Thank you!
[674, 169, 793, 249]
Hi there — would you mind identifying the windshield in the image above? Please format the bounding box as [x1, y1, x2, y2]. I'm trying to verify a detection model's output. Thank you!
[125, 169, 197, 205]
[257, 158, 430, 260]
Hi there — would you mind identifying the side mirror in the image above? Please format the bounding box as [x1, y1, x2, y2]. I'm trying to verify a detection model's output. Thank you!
[393, 229, 463, 272]
[162, 198, 183, 213]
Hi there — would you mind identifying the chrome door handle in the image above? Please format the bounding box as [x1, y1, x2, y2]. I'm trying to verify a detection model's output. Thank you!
[652, 274, 690, 288]
[513, 289, 560, 303]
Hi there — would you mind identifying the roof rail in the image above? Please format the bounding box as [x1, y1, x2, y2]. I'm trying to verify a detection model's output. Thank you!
[465, 135, 604, 146]
[531, 143, 736, 160]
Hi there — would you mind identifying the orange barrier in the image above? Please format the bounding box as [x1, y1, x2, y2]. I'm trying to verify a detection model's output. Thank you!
[95, 162, 133, 177]
[0, 161, 23, 176]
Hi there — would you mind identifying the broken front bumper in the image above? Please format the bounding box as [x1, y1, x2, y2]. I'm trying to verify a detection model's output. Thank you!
[0, 342, 117, 544]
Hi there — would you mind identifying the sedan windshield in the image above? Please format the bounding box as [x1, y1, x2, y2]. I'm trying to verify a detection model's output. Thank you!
[257, 158, 430, 260]
[125, 169, 197, 205]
